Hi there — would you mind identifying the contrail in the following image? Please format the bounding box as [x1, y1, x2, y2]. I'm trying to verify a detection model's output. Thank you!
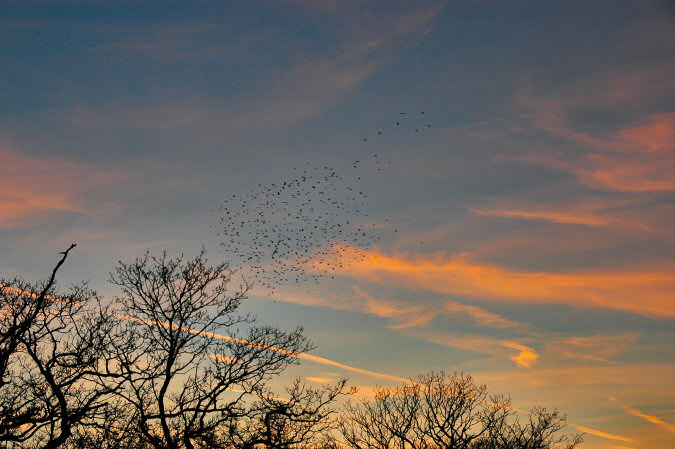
[112, 312, 410, 383]
[571, 425, 633, 442]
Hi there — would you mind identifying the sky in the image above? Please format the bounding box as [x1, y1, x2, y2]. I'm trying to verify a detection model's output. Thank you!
[1, 1, 674, 447]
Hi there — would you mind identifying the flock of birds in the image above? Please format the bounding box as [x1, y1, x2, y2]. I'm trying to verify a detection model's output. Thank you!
[361, 111, 431, 142]
[215, 111, 432, 295]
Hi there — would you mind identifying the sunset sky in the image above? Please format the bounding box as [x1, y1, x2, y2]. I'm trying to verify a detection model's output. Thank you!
[1, 1, 674, 447]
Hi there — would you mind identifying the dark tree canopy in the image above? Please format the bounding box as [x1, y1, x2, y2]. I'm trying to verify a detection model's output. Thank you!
[337, 372, 582, 449]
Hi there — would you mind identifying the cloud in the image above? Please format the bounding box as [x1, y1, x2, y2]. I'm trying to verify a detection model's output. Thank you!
[222, 3, 443, 129]
[622, 405, 675, 433]
[271, 283, 523, 331]
[0, 145, 123, 228]
[516, 113, 675, 192]
[471, 206, 609, 227]
[470, 195, 675, 242]
[305, 376, 334, 384]
[208, 354, 239, 364]
[547, 333, 639, 364]
[442, 301, 524, 329]
[571, 425, 633, 443]
[409, 331, 538, 369]
[622, 406, 675, 435]
[519, 62, 675, 193]
[499, 342, 539, 368]
[110, 309, 411, 384]
[607, 396, 675, 435]
[323, 246, 675, 318]
[65, 4, 443, 136]
[351, 286, 439, 329]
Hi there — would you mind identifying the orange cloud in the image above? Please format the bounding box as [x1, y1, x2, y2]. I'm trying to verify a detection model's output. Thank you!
[571, 425, 633, 443]
[324, 246, 675, 318]
[207, 354, 239, 364]
[500, 342, 539, 368]
[0, 145, 122, 227]
[471, 207, 609, 227]
[607, 395, 675, 435]
[622, 406, 675, 434]
[352, 286, 439, 329]
[305, 376, 334, 384]
[408, 330, 538, 369]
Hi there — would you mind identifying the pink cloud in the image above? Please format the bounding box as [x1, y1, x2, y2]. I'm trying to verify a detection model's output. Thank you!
[470, 195, 674, 242]
[0, 145, 123, 227]
[471, 206, 610, 227]
[518, 62, 675, 193]
[519, 111, 675, 192]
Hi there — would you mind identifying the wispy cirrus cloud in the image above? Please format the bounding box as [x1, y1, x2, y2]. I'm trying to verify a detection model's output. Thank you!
[305, 376, 335, 384]
[407, 331, 539, 369]
[321, 246, 675, 318]
[607, 396, 675, 435]
[441, 301, 523, 330]
[517, 112, 675, 193]
[622, 406, 675, 435]
[471, 206, 609, 227]
[546, 333, 639, 364]
[0, 145, 124, 228]
[470, 195, 675, 243]
[518, 61, 675, 193]
[270, 282, 523, 331]
[571, 425, 633, 443]
[65, 4, 443, 137]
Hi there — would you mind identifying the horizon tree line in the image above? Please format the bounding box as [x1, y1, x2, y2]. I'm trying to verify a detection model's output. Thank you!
[0, 246, 582, 449]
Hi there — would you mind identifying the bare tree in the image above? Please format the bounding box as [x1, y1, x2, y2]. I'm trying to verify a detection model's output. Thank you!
[478, 406, 583, 449]
[104, 250, 344, 449]
[0, 245, 115, 448]
[0, 244, 75, 386]
[62, 402, 148, 449]
[224, 378, 352, 449]
[338, 372, 581, 449]
[339, 381, 422, 449]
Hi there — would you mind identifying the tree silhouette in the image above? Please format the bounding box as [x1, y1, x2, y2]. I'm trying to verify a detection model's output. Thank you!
[102, 250, 345, 449]
[0, 245, 115, 448]
[338, 372, 581, 449]
[1, 249, 582, 449]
